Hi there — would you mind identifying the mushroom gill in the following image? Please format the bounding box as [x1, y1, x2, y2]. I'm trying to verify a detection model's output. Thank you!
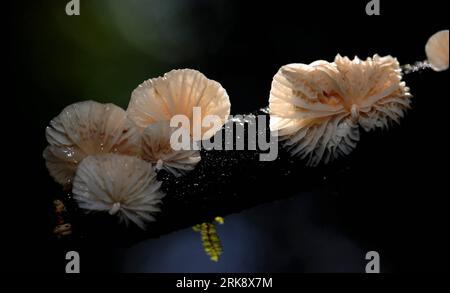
[141, 121, 201, 176]
[127, 69, 231, 140]
[269, 54, 412, 166]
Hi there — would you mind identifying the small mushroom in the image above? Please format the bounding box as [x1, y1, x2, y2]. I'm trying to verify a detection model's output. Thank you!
[270, 54, 411, 166]
[127, 69, 231, 140]
[425, 30, 449, 72]
[43, 101, 141, 186]
[72, 154, 164, 230]
[141, 121, 201, 176]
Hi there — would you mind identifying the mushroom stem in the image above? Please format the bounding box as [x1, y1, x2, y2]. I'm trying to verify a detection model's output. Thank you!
[109, 202, 121, 215]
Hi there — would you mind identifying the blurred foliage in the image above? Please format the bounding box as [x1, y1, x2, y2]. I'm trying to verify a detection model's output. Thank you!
[16, 0, 232, 111]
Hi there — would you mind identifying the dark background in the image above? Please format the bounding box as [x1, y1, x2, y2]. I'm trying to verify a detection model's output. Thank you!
[6, 0, 449, 272]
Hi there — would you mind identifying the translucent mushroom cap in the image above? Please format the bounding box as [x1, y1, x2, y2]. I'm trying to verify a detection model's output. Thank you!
[270, 54, 411, 166]
[141, 121, 201, 176]
[43, 101, 141, 186]
[425, 30, 449, 72]
[72, 154, 164, 230]
[127, 69, 231, 140]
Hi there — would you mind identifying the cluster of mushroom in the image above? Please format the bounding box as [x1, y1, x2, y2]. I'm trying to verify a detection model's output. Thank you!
[43, 69, 231, 229]
[44, 30, 448, 229]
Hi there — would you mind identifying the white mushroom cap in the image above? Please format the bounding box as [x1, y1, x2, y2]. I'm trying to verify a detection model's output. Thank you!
[127, 69, 231, 140]
[270, 55, 411, 166]
[425, 30, 449, 72]
[142, 121, 201, 176]
[72, 154, 164, 230]
[43, 101, 141, 186]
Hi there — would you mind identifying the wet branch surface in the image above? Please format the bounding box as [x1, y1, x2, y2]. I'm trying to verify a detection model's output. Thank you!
[55, 110, 352, 247]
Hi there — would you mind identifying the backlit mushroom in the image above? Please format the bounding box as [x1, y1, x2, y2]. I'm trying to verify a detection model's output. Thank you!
[43, 101, 141, 186]
[127, 69, 231, 140]
[269, 54, 411, 166]
[425, 30, 449, 72]
[141, 121, 201, 176]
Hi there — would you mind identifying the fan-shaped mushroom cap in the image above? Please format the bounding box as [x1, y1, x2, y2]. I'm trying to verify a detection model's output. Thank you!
[43, 101, 141, 186]
[141, 121, 201, 176]
[270, 54, 411, 166]
[72, 154, 164, 230]
[426, 30, 449, 72]
[127, 69, 231, 140]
